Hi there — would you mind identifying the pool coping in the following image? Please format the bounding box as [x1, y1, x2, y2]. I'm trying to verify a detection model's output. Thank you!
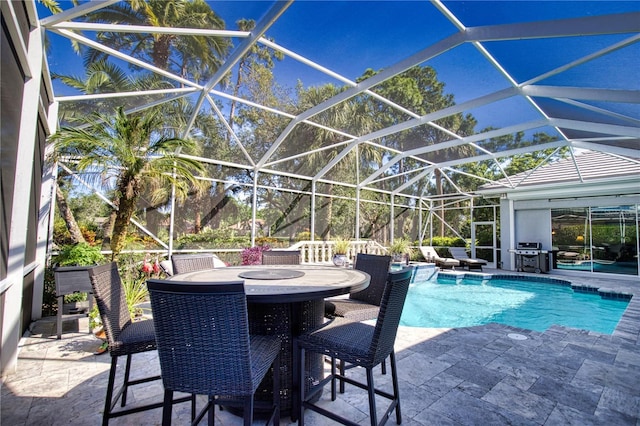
[433, 269, 640, 344]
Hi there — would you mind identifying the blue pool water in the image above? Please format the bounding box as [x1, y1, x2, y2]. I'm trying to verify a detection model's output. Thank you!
[400, 274, 630, 334]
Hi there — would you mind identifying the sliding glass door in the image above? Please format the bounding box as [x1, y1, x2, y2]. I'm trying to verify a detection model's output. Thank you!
[590, 206, 638, 275]
[552, 205, 638, 276]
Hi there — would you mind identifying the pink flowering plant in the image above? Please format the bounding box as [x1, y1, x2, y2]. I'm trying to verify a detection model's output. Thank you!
[241, 245, 271, 265]
[141, 255, 161, 277]
[124, 253, 160, 317]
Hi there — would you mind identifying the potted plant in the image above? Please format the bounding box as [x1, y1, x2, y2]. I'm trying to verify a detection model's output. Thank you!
[332, 238, 351, 267]
[62, 292, 90, 315]
[389, 238, 413, 264]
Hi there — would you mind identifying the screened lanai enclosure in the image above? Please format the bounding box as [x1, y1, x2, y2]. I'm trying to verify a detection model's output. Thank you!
[2, 0, 640, 376]
[28, 1, 640, 270]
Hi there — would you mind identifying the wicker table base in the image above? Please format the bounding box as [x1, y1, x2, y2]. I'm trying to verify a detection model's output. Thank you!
[246, 298, 324, 418]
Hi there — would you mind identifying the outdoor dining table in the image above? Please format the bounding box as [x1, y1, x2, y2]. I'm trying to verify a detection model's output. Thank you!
[167, 264, 370, 417]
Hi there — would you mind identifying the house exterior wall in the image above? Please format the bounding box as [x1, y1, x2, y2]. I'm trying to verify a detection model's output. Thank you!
[500, 195, 640, 275]
[1, 0, 53, 375]
[514, 210, 553, 251]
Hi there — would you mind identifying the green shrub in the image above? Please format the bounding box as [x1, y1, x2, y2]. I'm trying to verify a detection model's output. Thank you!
[42, 267, 57, 317]
[174, 230, 249, 249]
[122, 276, 148, 317]
[88, 305, 101, 330]
[63, 292, 87, 303]
[294, 231, 320, 241]
[54, 243, 104, 266]
[333, 238, 351, 255]
[424, 237, 465, 248]
[52, 243, 104, 310]
[256, 236, 278, 246]
[389, 238, 413, 256]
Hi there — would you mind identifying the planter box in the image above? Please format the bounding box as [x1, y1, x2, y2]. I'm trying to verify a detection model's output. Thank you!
[62, 300, 90, 315]
[54, 266, 94, 339]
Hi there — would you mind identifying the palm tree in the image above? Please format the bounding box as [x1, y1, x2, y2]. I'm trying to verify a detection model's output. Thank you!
[83, 0, 229, 82]
[50, 106, 206, 258]
[53, 59, 130, 95]
[37, 0, 63, 14]
[52, 60, 181, 244]
[55, 182, 86, 245]
[53, 59, 137, 123]
[68, 1, 233, 236]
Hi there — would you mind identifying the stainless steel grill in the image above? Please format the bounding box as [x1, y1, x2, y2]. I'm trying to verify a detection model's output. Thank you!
[510, 242, 549, 273]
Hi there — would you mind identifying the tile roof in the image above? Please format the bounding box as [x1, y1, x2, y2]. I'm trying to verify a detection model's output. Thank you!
[479, 151, 640, 191]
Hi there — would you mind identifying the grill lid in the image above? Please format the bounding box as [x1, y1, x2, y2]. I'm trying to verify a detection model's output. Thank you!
[517, 242, 541, 250]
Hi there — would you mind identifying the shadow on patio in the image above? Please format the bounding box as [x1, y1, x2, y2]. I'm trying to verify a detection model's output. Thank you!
[2, 310, 639, 425]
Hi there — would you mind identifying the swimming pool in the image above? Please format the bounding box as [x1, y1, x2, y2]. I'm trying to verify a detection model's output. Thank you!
[400, 273, 630, 334]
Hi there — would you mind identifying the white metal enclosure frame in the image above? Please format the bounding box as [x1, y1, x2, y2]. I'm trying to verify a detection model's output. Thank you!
[37, 1, 639, 247]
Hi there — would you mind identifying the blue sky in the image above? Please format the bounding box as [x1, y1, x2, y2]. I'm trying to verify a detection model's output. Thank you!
[40, 1, 639, 131]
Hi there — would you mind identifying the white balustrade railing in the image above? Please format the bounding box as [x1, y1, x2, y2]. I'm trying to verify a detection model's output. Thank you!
[289, 240, 388, 264]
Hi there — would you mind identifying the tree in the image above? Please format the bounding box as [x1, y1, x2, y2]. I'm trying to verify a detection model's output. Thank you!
[227, 19, 284, 132]
[277, 83, 381, 239]
[55, 185, 85, 245]
[74, 1, 234, 236]
[50, 106, 206, 258]
[83, 0, 229, 83]
[52, 61, 178, 244]
[354, 66, 477, 239]
[37, 0, 63, 14]
[52, 59, 174, 122]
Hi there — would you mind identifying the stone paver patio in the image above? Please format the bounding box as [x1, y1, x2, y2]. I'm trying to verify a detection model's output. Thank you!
[2, 271, 639, 425]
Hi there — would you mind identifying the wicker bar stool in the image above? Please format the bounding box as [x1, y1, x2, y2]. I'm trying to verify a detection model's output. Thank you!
[171, 254, 218, 275]
[324, 253, 392, 388]
[87, 262, 191, 426]
[147, 279, 281, 426]
[296, 267, 412, 426]
[261, 250, 301, 265]
[324, 253, 392, 321]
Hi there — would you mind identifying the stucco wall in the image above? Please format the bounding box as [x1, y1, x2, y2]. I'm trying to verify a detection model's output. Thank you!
[515, 210, 553, 251]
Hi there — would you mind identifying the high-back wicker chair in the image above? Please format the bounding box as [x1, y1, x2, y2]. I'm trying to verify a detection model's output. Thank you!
[324, 253, 392, 321]
[261, 250, 301, 265]
[87, 262, 190, 426]
[147, 279, 282, 426]
[171, 253, 217, 275]
[296, 267, 413, 426]
[323, 253, 393, 385]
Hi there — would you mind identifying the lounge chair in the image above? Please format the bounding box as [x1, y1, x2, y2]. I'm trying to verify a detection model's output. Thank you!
[448, 247, 487, 271]
[419, 246, 460, 269]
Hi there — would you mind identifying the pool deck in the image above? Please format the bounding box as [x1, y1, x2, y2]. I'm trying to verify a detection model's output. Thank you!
[2, 269, 639, 425]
